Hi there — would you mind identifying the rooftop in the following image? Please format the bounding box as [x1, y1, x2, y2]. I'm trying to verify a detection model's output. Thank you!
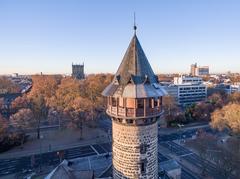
[102, 33, 166, 98]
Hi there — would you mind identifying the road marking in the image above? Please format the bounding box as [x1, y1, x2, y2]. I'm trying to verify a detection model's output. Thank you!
[88, 157, 91, 170]
[179, 153, 193, 157]
[90, 145, 99, 155]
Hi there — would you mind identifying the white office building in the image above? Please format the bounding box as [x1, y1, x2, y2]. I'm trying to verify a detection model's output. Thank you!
[165, 76, 207, 105]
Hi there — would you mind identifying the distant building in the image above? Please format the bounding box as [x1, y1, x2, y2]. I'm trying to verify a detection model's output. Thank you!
[165, 76, 207, 105]
[215, 84, 240, 95]
[190, 63, 197, 76]
[190, 63, 209, 76]
[72, 63, 84, 80]
[12, 73, 19, 77]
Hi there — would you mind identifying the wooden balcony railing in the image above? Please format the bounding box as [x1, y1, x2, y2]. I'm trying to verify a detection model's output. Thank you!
[107, 105, 162, 118]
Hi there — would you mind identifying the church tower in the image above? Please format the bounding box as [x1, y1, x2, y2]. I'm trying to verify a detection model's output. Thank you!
[102, 26, 166, 178]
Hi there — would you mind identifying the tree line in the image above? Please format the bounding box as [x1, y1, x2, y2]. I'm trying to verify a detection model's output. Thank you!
[163, 91, 240, 135]
[0, 74, 113, 151]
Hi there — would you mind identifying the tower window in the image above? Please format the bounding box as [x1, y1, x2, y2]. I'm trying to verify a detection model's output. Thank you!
[149, 98, 153, 108]
[140, 144, 147, 154]
[126, 119, 133, 124]
[112, 97, 117, 107]
[141, 162, 146, 173]
[160, 97, 163, 105]
[153, 98, 158, 107]
[119, 97, 124, 107]
[137, 99, 144, 108]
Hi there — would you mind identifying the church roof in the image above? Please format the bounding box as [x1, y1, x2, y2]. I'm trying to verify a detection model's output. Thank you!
[102, 33, 167, 98]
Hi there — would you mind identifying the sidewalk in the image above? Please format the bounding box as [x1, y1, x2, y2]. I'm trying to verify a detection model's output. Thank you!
[159, 122, 209, 135]
[0, 126, 109, 159]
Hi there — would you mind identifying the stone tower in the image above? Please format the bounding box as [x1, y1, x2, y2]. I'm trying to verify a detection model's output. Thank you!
[102, 28, 166, 178]
[72, 63, 85, 80]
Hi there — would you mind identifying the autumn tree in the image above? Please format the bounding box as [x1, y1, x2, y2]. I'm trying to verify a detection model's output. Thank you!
[9, 108, 33, 146]
[0, 98, 4, 111]
[162, 95, 186, 126]
[10, 95, 30, 113]
[229, 74, 240, 83]
[211, 103, 240, 135]
[163, 95, 178, 116]
[0, 76, 20, 93]
[66, 96, 92, 139]
[49, 77, 81, 110]
[30, 94, 48, 139]
[29, 75, 61, 105]
[208, 92, 227, 108]
[186, 102, 214, 121]
[228, 92, 240, 104]
[49, 74, 113, 129]
[0, 114, 8, 141]
[84, 74, 114, 121]
[10, 108, 34, 131]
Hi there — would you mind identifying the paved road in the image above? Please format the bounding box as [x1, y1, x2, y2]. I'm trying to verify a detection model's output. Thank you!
[159, 126, 218, 142]
[0, 122, 220, 178]
[159, 140, 230, 179]
[0, 142, 112, 177]
[159, 141, 193, 156]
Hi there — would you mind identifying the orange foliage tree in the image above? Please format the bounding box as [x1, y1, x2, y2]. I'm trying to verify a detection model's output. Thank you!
[211, 103, 240, 134]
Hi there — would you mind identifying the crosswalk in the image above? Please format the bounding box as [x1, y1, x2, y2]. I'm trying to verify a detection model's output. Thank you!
[65, 146, 96, 159]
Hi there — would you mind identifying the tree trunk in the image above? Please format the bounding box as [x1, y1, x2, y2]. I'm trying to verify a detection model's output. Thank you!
[37, 127, 40, 139]
[80, 120, 83, 139]
[37, 118, 40, 139]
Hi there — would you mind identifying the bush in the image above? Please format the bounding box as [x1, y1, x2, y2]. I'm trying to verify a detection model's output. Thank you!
[0, 131, 28, 153]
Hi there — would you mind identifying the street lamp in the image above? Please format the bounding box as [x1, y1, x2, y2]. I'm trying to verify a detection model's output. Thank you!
[177, 124, 184, 143]
[39, 134, 44, 173]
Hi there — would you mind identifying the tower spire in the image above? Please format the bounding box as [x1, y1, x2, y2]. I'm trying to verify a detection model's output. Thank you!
[133, 12, 137, 34]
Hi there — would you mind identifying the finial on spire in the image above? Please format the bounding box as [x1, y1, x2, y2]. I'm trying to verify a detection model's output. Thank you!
[133, 12, 137, 34]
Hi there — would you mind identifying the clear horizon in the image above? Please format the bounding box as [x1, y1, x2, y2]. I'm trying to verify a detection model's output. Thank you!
[1, 0, 240, 75]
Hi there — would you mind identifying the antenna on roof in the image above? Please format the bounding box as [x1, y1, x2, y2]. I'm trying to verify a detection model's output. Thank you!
[133, 12, 137, 34]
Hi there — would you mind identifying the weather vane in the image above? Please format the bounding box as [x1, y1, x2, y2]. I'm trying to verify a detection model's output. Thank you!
[134, 12, 137, 34]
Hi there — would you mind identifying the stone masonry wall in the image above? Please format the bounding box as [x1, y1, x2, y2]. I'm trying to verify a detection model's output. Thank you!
[112, 120, 158, 179]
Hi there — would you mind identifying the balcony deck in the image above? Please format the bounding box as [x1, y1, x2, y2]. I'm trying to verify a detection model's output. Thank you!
[107, 105, 162, 119]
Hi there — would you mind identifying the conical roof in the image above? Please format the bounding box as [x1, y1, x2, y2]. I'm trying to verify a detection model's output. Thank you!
[102, 33, 167, 98]
[114, 34, 157, 85]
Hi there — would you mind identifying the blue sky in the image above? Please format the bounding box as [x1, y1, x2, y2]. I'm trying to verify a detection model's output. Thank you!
[0, 0, 240, 75]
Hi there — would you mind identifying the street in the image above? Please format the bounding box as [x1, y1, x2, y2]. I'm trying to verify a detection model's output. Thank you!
[0, 143, 111, 177]
[0, 120, 226, 179]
